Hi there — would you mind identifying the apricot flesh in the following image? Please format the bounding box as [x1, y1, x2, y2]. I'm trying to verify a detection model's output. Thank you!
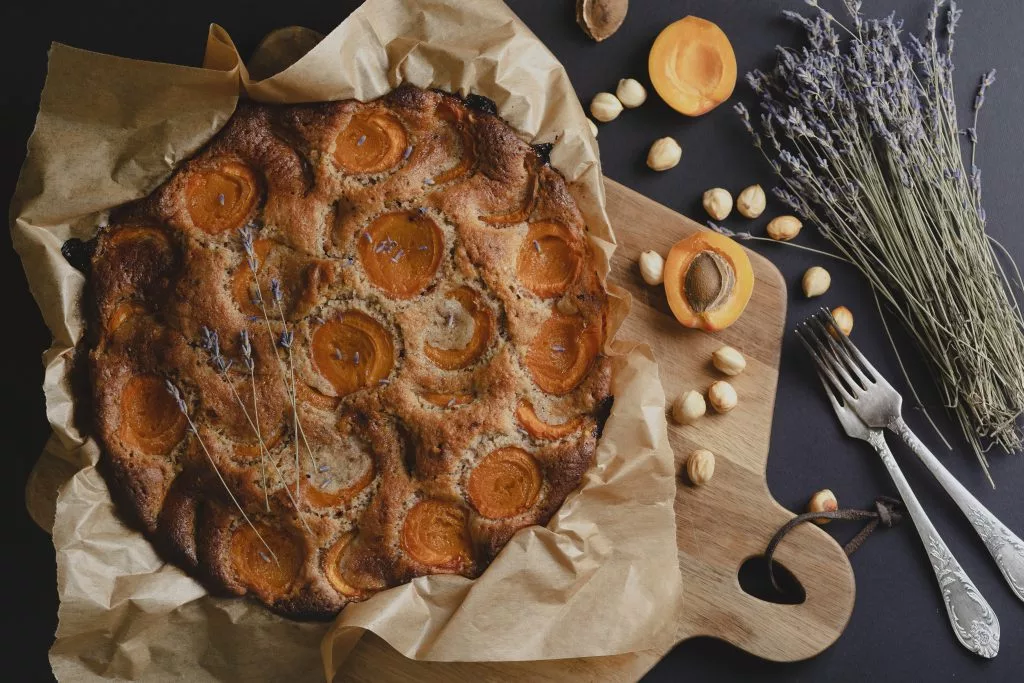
[433, 99, 476, 184]
[118, 375, 187, 455]
[186, 159, 260, 233]
[526, 313, 602, 395]
[516, 401, 584, 440]
[323, 534, 361, 596]
[401, 500, 471, 568]
[230, 524, 304, 595]
[421, 392, 472, 408]
[649, 16, 737, 117]
[424, 287, 492, 370]
[357, 210, 444, 299]
[517, 222, 582, 298]
[334, 110, 408, 174]
[311, 311, 394, 396]
[468, 447, 542, 519]
[664, 230, 753, 331]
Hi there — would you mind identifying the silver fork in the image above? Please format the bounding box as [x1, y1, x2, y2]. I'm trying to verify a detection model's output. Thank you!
[801, 310, 1024, 604]
[800, 337, 1000, 658]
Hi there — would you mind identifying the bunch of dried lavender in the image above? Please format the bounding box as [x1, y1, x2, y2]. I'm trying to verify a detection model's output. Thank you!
[737, 0, 1024, 480]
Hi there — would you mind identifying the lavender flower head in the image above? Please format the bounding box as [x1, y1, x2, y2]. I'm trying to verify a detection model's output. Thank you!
[270, 278, 283, 305]
[240, 329, 254, 372]
[165, 380, 189, 416]
[279, 329, 294, 350]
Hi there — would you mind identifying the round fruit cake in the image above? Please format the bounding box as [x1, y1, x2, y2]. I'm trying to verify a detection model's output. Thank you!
[86, 85, 612, 619]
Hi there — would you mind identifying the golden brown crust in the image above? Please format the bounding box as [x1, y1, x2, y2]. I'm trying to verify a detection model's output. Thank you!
[87, 86, 611, 620]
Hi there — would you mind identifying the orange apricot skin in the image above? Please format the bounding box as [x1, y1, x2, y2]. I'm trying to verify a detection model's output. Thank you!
[649, 16, 737, 117]
[663, 230, 753, 332]
[468, 447, 543, 519]
[322, 534, 361, 596]
[516, 401, 584, 440]
[229, 524, 304, 596]
[400, 500, 472, 568]
[424, 287, 493, 370]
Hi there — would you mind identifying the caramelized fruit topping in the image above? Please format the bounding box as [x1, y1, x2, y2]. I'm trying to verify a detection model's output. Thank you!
[118, 375, 187, 455]
[334, 110, 408, 174]
[525, 313, 602, 395]
[311, 311, 395, 396]
[323, 533, 360, 596]
[424, 287, 492, 370]
[185, 159, 260, 233]
[516, 400, 584, 440]
[516, 221, 582, 298]
[230, 524, 304, 595]
[401, 500, 471, 567]
[468, 447, 542, 519]
[357, 211, 444, 299]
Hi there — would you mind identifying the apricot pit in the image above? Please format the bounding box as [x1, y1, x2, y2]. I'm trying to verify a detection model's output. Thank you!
[664, 230, 753, 331]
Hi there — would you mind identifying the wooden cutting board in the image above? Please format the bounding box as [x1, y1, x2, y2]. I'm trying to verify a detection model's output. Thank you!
[334, 179, 856, 681]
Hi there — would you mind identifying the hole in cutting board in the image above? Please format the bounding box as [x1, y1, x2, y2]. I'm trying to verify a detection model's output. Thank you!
[738, 555, 806, 605]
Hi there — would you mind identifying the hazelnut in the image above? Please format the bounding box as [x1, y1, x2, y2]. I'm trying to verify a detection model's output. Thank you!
[686, 449, 716, 486]
[802, 266, 831, 298]
[831, 306, 854, 335]
[766, 215, 802, 241]
[736, 184, 766, 219]
[587, 118, 599, 138]
[671, 389, 706, 425]
[707, 380, 738, 413]
[647, 137, 682, 171]
[711, 346, 746, 376]
[807, 488, 838, 525]
[590, 92, 623, 122]
[638, 249, 665, 285]
[616, 78, 648, 108]
[702, 188, 733, 221]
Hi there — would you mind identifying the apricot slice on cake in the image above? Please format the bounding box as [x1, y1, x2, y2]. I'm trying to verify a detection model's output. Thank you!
[118, 375, 187, 455]
[432, 99, 477, 184]
[230, 523, 304, 595]
[311, 311, 395, 397]
[663, 230, 753, 331]
[478, 171, 538, 225]
[468, 447, 542, 519]
[649, 16, 737, 117]
[185, 159, 261, 233]
[517, 221, 582, 298]
[334, 110, 408, 174]
[421, 392, 473, 408]
[515, 401, 584, 440]
[357, 210, 444, 299]
[525, 313, 602, 395]
[401, 500, 472, 568]
[424, 287, 493, 370]
[305, 459, 375, 509]
[323, 533, 361, 596]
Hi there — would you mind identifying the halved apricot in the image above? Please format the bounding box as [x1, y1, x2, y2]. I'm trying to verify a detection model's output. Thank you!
[649, 16, 737, 117]
[421, 392, 473, 408]
[322, 533, 361, 596]
[357, 211, 444, 299]
[516, 222, 582, 298]
[432, 99, 477, 184]
[107, 226, 174, 251]
[468, 447, 542, 519]
[304, 460, 375, 509]
[311, 311, 394, 397]
[400, 500, 471, 567]
[525, 313, 602, 395]
[118, 375, 187, 455]
[231, 239, 273, 316]
[232, 427, 283, 460]
[334, 110, 408, 174]
[106, 302, 145, 336]
[230, 523, 304, 594]
[424, 287, 492, 370]
[516, 400, 584, 440]
[185, 159, 260, 233]
[295, 382, 341, 411]
[664, 230, 753, 331]
[478, 171, 538, 225]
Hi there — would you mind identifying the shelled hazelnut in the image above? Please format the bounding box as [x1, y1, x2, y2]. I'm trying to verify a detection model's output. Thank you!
[707, 380, 738, 413]
[703, 188, 733, 221]
[686, 449, 716, 486]
[737, 184, 766, 218]
[590, 92, 623, 122]
[671, 390, 706, 424]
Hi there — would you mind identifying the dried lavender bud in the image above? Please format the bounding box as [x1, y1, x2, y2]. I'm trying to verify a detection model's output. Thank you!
[353, 351, 360, 365]
[403, 145, 414, 160]
[424, 177, 435, 186]
[240, 330, 254, 372]
[165, 380, 188, 415]
[217, 193, 226, 206]
[318, 464, 330, 473]
[357, 135, 367, 146]
[270, 278, 283, 304]
[279, 330, 294, 349]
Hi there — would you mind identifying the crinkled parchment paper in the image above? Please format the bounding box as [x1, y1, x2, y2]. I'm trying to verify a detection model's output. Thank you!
[12, 0, 681, 679]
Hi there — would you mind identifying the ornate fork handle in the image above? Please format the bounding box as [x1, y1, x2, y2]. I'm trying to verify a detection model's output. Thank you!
[866, 430, 1000, 658]
[891, 416, 1024, 603]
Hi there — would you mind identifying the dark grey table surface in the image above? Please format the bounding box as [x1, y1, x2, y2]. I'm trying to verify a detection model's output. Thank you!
[5, 1, 1024, 680]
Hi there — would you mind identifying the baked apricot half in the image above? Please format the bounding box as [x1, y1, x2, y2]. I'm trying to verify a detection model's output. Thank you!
[424, 287, 492, 370]
[664, 230, 753, 332]
[649, 16, 737, 117]
[421, 392, 473, 408]
[468, 447, 542, 519]
[323, 533, 361, 596]
[230, 524, 304, 595]
[118, 375, 187, 455]
[400, 500, 471, 568]
[525, 313, 601, 395]
[185, 159, 261, 233]
[517, 221, 582, 298]
[516, 400, 584, 440]
[311, 311, 395, 397]
[334, 110, 408, 175]
[357, 210, 444, 299]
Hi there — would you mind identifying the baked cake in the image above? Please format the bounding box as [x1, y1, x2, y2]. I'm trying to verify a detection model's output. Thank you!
[85, 85, 611, 619]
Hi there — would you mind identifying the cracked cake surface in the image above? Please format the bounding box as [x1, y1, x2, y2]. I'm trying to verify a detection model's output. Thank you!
[87, 85, 611, 619]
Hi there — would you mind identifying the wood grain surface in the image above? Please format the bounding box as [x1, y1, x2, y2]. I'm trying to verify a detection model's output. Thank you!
[332, 180, 856, 681]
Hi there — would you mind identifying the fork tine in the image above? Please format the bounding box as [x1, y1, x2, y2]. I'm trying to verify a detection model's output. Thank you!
[817, 308, 882, 383]
[801, 320, 862, 395]
[808, 314, 871, 388]
[795, 324, 855, 402]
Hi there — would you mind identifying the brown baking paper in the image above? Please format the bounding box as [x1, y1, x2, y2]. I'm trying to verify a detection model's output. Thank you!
[13, 0, 682, 679]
